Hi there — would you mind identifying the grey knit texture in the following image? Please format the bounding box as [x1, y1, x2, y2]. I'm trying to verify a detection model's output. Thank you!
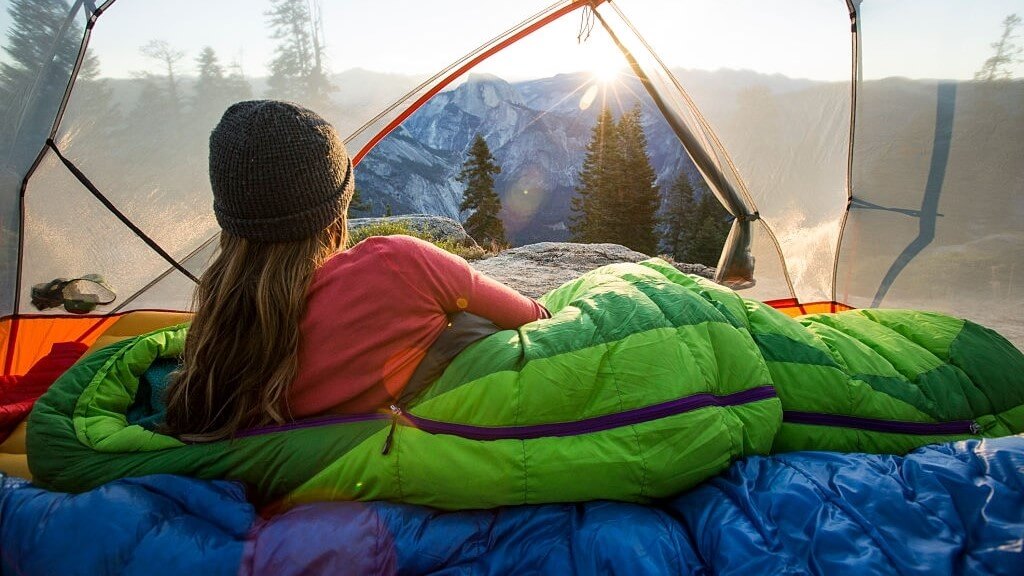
[209, 100, 354, 242]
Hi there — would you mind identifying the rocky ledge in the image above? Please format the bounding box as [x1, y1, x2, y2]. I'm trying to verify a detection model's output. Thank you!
[349, 215, 480, 248]
[473, 243, 715, 299]
[352, 215, 715, 298]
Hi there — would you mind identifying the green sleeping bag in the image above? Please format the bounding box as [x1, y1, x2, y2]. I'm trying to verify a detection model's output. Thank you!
[26, 259, 1024, 510]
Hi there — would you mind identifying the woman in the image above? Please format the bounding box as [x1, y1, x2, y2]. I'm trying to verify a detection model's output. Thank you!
[163, 100, 549, 441]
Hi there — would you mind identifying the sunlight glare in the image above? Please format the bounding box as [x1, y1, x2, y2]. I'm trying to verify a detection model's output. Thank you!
[579, 29, 624, 85]
[591, 61, 619, 84]
[579, 84, 599, 110]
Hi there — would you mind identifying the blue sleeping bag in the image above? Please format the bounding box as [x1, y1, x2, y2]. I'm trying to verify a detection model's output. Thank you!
[3, 436, 1023, 575]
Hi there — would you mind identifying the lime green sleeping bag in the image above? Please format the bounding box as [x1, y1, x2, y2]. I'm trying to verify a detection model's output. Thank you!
[26, 259, 1024, 510]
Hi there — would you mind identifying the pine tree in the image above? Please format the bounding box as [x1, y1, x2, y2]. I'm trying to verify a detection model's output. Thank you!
[112, 39, 194, 204]
[193, 47, 225, 106]
[119, 39, 188, 167]
[686, 189, 731, 266]
[976, 14, 1022, 81]
[614, 105, 660, 254]
[139, 40, 185, 122]
[349, 186, 371, 214]
[570, 105, 659, 255]
[224, 62, 254, 102]
[192, 46, 252, 129]
[457, 134, 507, 246]
[62, 49, 123, 161]
[265, 0, 334, 108]
[661, 173, 697, 261]
[570, 107, 619, 242]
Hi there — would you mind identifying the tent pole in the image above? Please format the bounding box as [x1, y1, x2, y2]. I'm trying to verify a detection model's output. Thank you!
[350, 0, 602, 165]
[830, 0, 862, 306]
[589, 3, 771, 290]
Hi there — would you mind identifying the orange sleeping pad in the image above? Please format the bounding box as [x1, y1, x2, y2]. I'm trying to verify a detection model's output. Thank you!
[0, 311, 190, 480]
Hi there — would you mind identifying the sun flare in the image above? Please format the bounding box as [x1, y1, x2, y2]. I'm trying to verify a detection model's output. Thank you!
[591, 61, 620, 84]
[578, 30, 624, 85]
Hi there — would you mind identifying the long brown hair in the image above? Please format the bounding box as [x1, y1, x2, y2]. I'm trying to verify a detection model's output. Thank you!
[162, 215, 347, 442]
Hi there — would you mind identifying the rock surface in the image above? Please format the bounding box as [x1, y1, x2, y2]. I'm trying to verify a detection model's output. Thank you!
[472, 242, 715, 298]
[349, 217, 717, 298]
[349, 215, 480, 248]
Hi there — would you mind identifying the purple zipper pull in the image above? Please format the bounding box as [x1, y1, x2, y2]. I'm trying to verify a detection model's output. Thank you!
[381, 404, 402, 455]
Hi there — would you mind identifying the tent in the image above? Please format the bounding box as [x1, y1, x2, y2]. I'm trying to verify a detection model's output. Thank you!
[1, 0, 1022, 377]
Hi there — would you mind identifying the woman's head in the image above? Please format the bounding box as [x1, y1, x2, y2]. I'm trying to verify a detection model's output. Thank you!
[210, 99, 353, 243]
[163, 100, 352, 441]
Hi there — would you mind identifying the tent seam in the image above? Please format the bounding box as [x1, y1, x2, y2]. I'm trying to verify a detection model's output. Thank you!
[46, 141, 199, 284]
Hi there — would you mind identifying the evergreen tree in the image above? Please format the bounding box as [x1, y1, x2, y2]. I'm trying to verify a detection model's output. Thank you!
[0, 0, 82, 166]
[457, 134, 506, 246]
[613, 105, 660, 254]
[193, 46, 225, 109]
[121, 40, 188, 162]
[224, 62, 254, 101]
[120, 78, 175, 175]
[115, 39, 192, 203]
[192, 46, 252, 129]
[661, 173, 697, 261]
[976, 13, 1022, 81]
[685, 189, 731, 266]
[139, 40, 185, 122]
[570, 107, 618, 242]
[62, 49, 123, 161]
[265, 0, 334, 108]
[570, 105, 659, 255]
[349, 186, 371, 214]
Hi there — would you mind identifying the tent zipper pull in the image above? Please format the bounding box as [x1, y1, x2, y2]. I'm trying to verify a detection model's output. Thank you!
[382, 404, 401, 455]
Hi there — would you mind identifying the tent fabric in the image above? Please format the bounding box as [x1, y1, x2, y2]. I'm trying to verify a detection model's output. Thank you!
[26, 259, 1024, 509]
[3, 0, 1022, 374]
[0, 0, 92, 318]
[4, 435, 1024, 575]
[835, 2, 1024, 341]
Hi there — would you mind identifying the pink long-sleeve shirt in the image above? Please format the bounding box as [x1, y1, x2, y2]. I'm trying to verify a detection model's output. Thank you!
[288, 234, 549, 417]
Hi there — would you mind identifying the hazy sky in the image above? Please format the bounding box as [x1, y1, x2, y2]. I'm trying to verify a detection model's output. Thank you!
[4, 0, 1024, 81]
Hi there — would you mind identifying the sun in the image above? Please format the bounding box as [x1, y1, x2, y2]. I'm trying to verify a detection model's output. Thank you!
[581, 33, 623, 84]
[591, 61, 620, 84]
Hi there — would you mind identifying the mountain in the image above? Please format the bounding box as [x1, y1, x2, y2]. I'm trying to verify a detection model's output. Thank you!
[356, 72, 685, 244]
[353, 67, 824, 245]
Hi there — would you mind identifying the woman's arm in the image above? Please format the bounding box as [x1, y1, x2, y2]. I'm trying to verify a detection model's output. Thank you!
[377, 235, 549, 329]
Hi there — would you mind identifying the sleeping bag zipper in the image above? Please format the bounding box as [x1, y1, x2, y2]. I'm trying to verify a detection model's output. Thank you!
[399, 386, 777, 441]
[240, 387, 779, 450]
[240, 390, 981, 448]
[382, 404, 401, 455]
[783, 411, 982, 435]
[379, 386, 777, 452]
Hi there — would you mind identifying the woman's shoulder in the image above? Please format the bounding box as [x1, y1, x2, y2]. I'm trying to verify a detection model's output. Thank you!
[319, 235, 442, 273]
[353, 234, 442, 259]
[370, 234, 434, 248]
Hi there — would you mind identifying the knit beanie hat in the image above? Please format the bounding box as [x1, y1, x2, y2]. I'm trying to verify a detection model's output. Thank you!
[209, 100, 354, 243]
